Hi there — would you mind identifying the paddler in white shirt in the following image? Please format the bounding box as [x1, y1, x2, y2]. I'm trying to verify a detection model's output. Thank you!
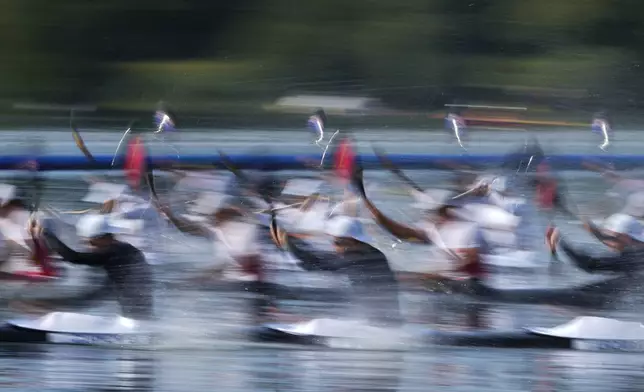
[74, 182, 163, 265]
[152, 191, 282, 323]
[575, 192, 644, 251]
[272, 178, 370, 239]
[0, 183, 55, 279]
[360, 184, 489, 284]
[270, 178, 329, 235]
[406, 176, 526, 252]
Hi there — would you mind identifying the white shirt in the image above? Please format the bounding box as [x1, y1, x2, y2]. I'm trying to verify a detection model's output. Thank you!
[459, 202, 520, 231]
[0, 210, 32, 250]
[602, 213, 644, 241]
[211, 221, 259, 261]
[277, 202, 330, 234]
[0, 209, 35, 273]
[419, 220, 483, 271]
[109, 195, 162, 262]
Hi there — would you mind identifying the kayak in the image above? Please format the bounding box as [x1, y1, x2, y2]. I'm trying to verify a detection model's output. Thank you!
[187, 279, 348, 302]
[252, 316, 644, 352]
[0, 255, 68, 282]
[422, 275, 627, 308]
[561, 244, 644, 274]
[0, 312, 153, 346]
[3, 312, 642, 352]
[0, 265, 110, 309]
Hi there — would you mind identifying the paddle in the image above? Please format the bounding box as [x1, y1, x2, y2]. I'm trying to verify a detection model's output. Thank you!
[216, 150, 272, 212]
[319, 130, 341, 168]
[372, 146, 425, 193]
[153, 105, 178, 135]
[111, 120, 138, 167]
[70, 110, 96, 162]
[373, 145, 493, 205]
[9, 144, 58, 311]
[22, 140, 53, 276]
[535, 153, 586, 263]
[216, 150, 250, 183]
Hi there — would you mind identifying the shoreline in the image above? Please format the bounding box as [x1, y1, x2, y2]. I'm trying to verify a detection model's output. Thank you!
[0, 109, 639, 132]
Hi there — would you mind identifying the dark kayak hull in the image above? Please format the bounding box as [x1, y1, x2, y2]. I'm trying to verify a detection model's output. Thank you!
[422, 276, 627, 308]
[0, 324, 47, 343]
[171, 280, 348, 302]
[250, 325, 572, 349]
[0, 267, 111, 310]
[0, 322, 154, 346]
[0, 322, 625, 351]
[563, 247, 643, 274]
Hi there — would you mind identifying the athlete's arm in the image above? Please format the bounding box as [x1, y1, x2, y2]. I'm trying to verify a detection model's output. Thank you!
[351, 166, 429, 243]
[361, 195, 429, 243]
[557, 236, 626, 274]
[42, 231, 106, 266]
[152, 200, 212, 238]
[583, 219, 618, 246]
[286, 236, 342, 272]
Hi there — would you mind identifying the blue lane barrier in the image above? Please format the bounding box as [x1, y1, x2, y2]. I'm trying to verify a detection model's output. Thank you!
[0, 154, 642, 171]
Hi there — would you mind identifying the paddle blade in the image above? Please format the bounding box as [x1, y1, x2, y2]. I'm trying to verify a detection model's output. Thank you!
[373, 145, 397, 171]
[154, 109, 177, 133]
[124, 136, 148, 191]
[31, 237, 55, 277]
[333, 135, 358, 181]
[535, 161, 565, 211]
[71, 125, 95, 162]
[373, 145, 424, 192]
[349, 154, 367, 200]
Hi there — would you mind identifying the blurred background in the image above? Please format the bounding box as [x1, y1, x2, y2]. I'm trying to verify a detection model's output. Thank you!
[2, 3, 644, 392]
[3, 0, 644, 129]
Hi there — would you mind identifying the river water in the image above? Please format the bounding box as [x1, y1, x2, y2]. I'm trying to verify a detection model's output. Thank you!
[0, 128, 643, 392]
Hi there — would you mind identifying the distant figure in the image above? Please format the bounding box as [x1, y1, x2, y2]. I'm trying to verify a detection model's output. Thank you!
[307, 109, 327, 146]
[154, 102, 177, 134]
[445, 109, 467, 150]
[154, 111, 176, 134]
[591, 111, 612, 151]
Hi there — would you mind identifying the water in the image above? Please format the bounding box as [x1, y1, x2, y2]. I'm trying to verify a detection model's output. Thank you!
[3, 344, 644, 391]
[1, 127, 641, 155]
[0, 128, 643, 391]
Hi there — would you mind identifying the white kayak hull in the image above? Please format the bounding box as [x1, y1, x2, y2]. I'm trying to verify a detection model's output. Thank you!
[5, 312, 154, 347]
[257, 317, 644, 352]
[527, 316, 644, 352]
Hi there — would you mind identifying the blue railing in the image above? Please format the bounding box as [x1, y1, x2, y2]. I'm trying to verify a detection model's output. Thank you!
[0, 154, 641, 171]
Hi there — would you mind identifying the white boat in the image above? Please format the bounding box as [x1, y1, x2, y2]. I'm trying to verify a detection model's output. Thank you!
[528, 316, 644, 352]
[3, 312, 154, 346]
[264, 318, 400, 339]
[257, 316, 644, 352]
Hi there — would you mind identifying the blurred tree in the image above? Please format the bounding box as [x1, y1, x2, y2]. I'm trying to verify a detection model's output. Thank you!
[1, 0, 644, 113]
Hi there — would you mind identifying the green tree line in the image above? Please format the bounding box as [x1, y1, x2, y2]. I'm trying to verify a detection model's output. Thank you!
[2, 0, 644, 112]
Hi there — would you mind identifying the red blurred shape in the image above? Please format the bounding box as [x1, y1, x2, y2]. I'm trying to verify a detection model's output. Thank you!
[536, 162, 556, 209]
[334, 137, 355, 181]
[125, 136, 146, 190]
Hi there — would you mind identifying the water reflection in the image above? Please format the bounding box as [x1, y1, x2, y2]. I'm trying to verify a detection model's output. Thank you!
[243, 350, 403, 392]
[2, 342, 644, 391]
[0, 345, 155, 391]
